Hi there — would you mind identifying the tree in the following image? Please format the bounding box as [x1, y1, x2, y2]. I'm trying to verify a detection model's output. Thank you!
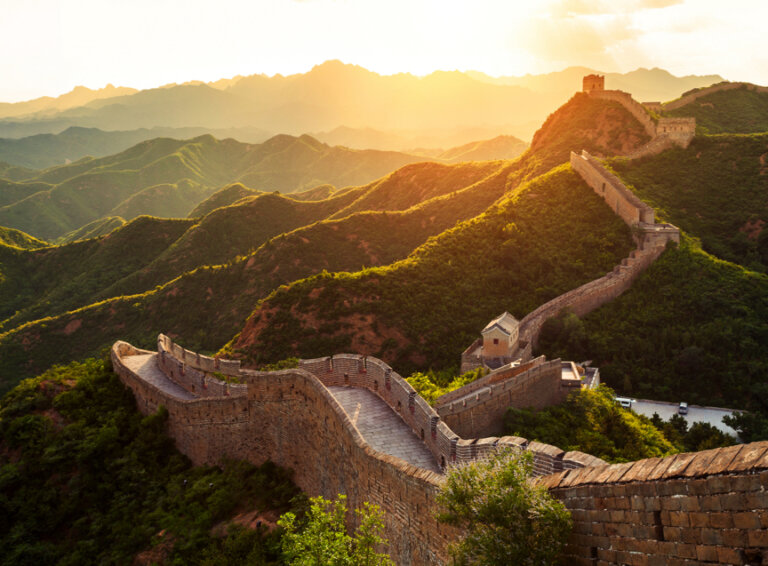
[277, 495, 393, 566]
[436, 449, 572, 566]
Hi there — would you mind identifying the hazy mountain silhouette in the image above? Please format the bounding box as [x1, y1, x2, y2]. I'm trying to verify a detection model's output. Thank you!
[0, 62, 722, 143]
[0, 84, 137, 120]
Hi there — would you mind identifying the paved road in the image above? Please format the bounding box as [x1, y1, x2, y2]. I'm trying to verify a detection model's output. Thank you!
[328, 386, 441, 473]
[122, 353, 197, 401]
[630, 399, 741, 438]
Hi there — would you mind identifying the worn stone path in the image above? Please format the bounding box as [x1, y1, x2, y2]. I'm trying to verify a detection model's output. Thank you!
[328, 386, 441, 473]
[123, 353, 196, 401]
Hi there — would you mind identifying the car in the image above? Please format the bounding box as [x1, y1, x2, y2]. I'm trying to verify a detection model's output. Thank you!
[615, 397, 635, 409]
[678, 402, 689, 415]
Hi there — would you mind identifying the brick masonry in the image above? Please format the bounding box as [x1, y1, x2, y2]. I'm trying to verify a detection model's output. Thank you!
[114, 339, 768, 564]
[537, 442, 768, 565]
[112, 337, 604, 565]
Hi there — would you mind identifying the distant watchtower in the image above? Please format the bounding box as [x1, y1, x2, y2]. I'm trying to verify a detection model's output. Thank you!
[583, 74, 605, 93]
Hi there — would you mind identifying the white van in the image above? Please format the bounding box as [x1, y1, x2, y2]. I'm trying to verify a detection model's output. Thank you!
[615, 397, 635, 409]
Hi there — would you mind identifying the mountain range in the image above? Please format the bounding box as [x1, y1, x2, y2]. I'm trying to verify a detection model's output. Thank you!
[0, 62, 722, 164]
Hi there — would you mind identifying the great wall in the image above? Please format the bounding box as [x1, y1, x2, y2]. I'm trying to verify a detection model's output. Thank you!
[110, 78, 768, 564]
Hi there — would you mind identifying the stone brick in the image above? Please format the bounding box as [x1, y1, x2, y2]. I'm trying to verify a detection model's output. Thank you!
[708, 512, 734, 529]
[696, 545, 720, 562]
[675, 542, 698, 559]
[669, 511, 691, 527]
[748, 529, 768, 547]
[689, 512, 710, 528]
[721, 528, 748, 547]
[733, 511, 761, 529]
[726, 441, 768, 473]
[716, 546, 743, 564]
[700, 528, 723, 545]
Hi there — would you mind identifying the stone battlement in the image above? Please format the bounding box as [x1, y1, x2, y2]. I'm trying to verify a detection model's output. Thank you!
[115, 339, 768, 564]
[504, 152, 679, 360]
[588, 86, 696, 152]
[112, 335, 607, 563]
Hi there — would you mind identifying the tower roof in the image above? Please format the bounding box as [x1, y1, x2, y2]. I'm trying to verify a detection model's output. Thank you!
[481, 312, 519, 336]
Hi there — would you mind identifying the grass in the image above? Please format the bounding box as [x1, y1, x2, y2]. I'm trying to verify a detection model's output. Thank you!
[666, 84, 768, 134]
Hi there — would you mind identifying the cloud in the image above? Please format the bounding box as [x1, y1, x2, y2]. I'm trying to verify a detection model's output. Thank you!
[552, 0, 683, 16]
[516, 12, 639, 69]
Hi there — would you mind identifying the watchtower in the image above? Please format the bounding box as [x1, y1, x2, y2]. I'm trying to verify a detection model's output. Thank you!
[583, 74, 605, 93]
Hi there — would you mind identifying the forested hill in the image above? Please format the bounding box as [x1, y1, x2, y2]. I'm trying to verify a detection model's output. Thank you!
[0, 92, 649, 392]
[0, 134, 430, 240]
[665, 83, 768, 134]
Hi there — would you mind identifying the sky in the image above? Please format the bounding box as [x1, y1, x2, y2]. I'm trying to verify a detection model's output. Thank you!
[1, 0, 767, 102]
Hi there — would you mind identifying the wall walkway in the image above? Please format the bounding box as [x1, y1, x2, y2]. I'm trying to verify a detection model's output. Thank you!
[112, 336, 605, 564]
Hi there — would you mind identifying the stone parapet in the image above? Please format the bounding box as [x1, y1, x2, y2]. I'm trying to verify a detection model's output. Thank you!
[537, 442, 768, 565]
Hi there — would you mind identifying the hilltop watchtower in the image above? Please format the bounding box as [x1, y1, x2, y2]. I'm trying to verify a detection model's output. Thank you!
[583, 74, 605, 93]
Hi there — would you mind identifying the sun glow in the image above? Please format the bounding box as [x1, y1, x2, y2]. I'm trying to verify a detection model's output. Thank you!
[0, 0, 766, 101]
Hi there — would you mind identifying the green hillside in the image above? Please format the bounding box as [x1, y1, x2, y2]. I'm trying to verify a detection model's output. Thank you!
[109, 180, 212, 221]
[0, 92, 655, 392]
[58, 216, 126, 244]
[0, 225, 47, 249]
[0, 178, 51, 207]
[666, 84, 768, 134]
[0, 159, 514, 392]
[0, 133, 432, 240]
[0, 216, 194, 332]
[0, 356, 299, 564]
[608, 133, 768, 270]
[188, 183, 262, 218]
[537, 237, 768, 413]
[223, 164, 633, 372]
[103, 189, 366, 297]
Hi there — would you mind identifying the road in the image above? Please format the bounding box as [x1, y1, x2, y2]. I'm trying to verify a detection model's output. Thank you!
[630, 399, 741, 438]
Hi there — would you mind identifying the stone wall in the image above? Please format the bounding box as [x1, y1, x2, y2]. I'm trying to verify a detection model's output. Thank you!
[437, 355, 547, 407]
[664, 81, 768, 111]
[114, 337, 607, 564]
[570, 150, 656, 226]
[436, 358, 564, 439]
[297, 353, 602, 474]
[537, 442, 768, 565]
[507, 153, 679, 359]
[590, 90, 658, 138]
[657, 117, 696, 148]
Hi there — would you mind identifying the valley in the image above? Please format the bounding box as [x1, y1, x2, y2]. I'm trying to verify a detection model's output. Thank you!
[1, 55, 767, 565]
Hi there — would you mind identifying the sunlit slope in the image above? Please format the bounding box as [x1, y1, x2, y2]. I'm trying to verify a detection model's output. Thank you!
[666, 84, 768, 134]
[0, 133, 432, 240]
[103, 189, 366, 297]
[438, 135, 528, 162]
[0, 161, 515, 390]
[0, 225, 47, 249]
[0, 92, 657, 389]
[327, 161, 502, 220]
[0, 178, 51, 207]
[58, 216, 126, 244]
[223, 164, 633, 371]
[609, 133, 768, 270]
[0, 216, 194, 332]
[188, 183, 262, 218]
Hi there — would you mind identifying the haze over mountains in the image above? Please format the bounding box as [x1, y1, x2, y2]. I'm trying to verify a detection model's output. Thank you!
[0, 62, 722, 169]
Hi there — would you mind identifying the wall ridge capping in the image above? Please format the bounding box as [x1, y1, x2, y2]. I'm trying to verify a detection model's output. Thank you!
[538, 440, 768, 491]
